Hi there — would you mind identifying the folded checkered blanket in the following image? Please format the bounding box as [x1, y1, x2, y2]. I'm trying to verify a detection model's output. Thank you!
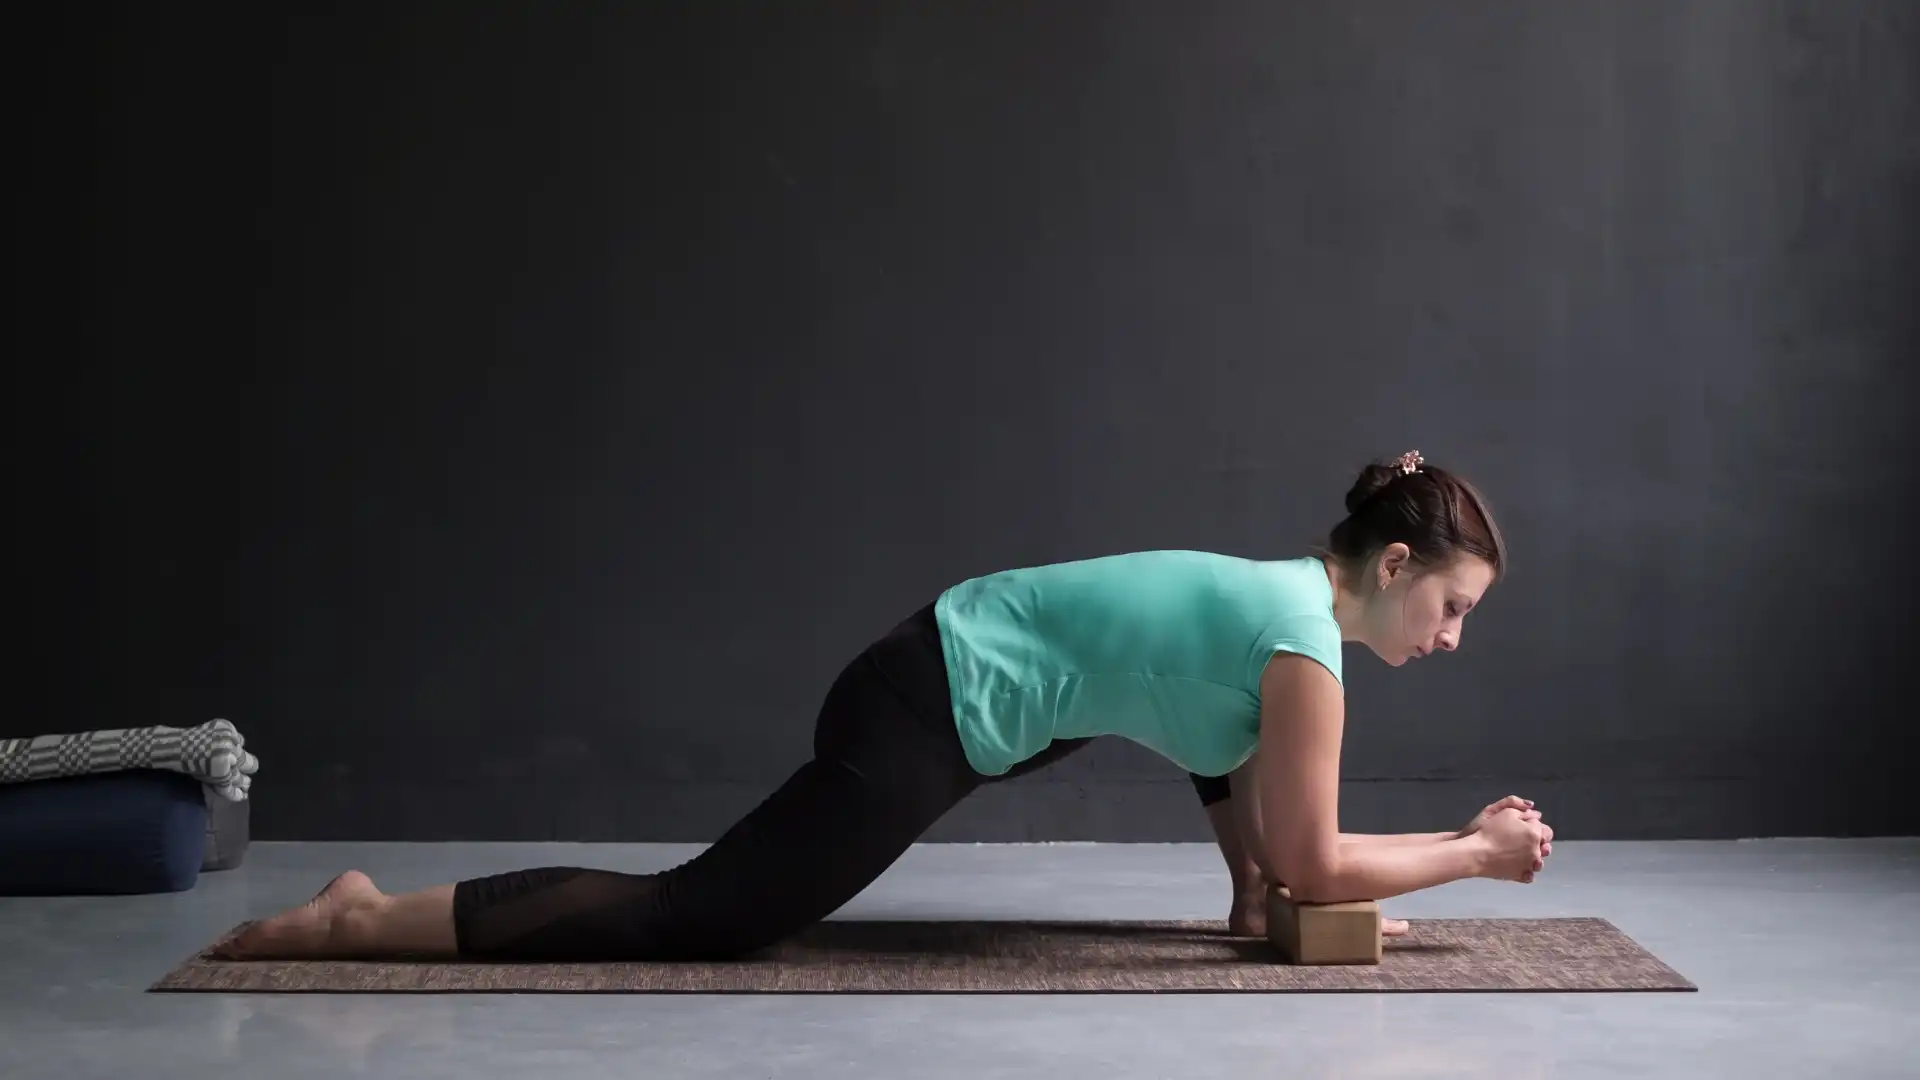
[0, 719, 258, 802]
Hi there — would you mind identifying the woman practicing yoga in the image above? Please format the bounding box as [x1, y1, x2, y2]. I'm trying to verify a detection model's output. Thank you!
[222, 449, 1553, 961]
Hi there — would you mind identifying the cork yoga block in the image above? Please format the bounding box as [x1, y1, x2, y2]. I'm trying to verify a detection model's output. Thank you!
[1266, 885, 1383, 965]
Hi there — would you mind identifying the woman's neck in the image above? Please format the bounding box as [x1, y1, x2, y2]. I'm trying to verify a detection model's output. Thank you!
[1318, 554, 1371, 644]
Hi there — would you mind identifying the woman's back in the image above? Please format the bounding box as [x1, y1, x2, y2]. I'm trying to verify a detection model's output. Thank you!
[934, 550, 1345, 777]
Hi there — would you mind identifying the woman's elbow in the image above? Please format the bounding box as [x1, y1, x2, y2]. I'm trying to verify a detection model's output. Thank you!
[1272, 850, 1345, 903]
[1280, 872, 1343, 904]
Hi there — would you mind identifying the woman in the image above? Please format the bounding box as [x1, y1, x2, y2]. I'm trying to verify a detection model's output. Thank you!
[220, 450, 1552, 962]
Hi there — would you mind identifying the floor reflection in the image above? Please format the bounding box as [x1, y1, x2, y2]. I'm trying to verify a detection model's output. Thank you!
[228, 994, 461, 1068]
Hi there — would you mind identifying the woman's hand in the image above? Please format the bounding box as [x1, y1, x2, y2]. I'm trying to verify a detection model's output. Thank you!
[1472, 807, 1553, 883]
[1458, 796, 1553, 878]
[1457, 795, 1533, 838]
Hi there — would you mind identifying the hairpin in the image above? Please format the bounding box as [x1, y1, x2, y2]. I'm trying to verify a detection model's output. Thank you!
[1394, 450, 1424, 475]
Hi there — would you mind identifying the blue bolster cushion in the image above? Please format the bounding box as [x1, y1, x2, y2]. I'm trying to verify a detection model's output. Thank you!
[0, 770, 210, 895]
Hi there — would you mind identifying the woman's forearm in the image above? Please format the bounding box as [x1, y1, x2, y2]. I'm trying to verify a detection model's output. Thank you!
[1338, 830, 1458, 846]
[1288, 835, 1488, 903]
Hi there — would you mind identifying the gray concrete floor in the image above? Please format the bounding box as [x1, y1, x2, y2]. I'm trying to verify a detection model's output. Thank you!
[2, 839, 1915, 1079]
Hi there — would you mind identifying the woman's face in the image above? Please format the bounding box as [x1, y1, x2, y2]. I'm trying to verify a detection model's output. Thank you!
[1365, 547, 1496, 666]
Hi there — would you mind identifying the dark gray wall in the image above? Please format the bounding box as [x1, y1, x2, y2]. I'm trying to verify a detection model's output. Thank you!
[14, 2, 1918, 841]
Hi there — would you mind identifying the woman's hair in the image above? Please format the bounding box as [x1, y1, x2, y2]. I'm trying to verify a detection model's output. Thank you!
[1322, 452, 1506, 582]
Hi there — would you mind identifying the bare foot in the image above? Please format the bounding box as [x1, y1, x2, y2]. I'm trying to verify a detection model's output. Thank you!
[1228, 890, 1267, 937]
[215, 871, 386, 960]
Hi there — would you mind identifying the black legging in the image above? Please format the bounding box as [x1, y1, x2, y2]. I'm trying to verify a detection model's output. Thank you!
[451, 602, 1235, 961]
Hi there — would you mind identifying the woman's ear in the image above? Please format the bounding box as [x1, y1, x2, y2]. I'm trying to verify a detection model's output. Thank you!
[1377, 542, 1412, 590]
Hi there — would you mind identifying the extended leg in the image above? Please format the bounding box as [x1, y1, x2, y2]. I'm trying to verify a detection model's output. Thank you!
[455, 746, 966, 961]
[223, 607, 979, 963]
[223, 746, 958, 962]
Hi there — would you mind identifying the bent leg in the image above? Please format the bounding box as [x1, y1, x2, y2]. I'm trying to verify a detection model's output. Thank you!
[1190, 772, 1267, 935]
[1192, 772, 1256, 884]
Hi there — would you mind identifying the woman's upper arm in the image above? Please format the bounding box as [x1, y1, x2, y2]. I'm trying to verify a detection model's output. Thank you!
[1253, 651, 1346, 895]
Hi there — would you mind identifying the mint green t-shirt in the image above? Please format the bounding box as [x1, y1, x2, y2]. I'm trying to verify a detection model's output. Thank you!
[932, 551, 1345, 778]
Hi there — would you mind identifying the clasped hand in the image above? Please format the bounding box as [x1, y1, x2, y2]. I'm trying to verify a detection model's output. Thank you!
[1457, 795, 1554, 883]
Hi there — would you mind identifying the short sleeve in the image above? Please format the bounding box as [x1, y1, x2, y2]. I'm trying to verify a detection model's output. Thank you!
[1248, 613, 1344, 688]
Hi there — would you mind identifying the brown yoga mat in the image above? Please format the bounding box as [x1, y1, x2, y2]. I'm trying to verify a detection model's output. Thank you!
[151, 917, 1694, 993]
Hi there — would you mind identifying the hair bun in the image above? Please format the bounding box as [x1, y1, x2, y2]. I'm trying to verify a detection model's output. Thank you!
[1344, 462, 1401, 515]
